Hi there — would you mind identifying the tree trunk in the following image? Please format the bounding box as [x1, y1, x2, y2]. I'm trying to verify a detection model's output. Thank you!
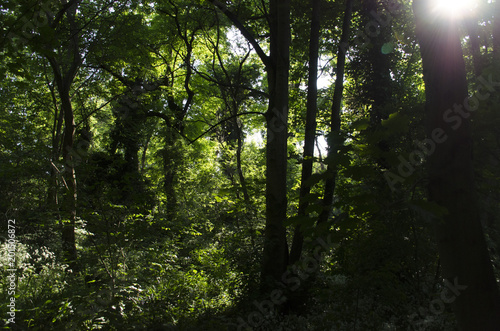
[60, 86, 78, 267]
[208, 0, 291, 293]
[164, 128, 178, 220]
[363, 0, 393, 169]
[46, 0, 81, 269]
[290, 0, 321, 265]
[466, 17, 483, 76]
[48, 84, 64, 209]
[317, 0, 353, 226]
[236, 122, 251, 204]
[413, 1, 500, 329]
[261, 0, 291, 291]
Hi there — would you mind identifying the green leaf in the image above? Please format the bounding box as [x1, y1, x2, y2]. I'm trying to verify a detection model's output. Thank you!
[351, 118, 370, 131]
[381, 112, 411, 134]
[305, 203, 324, 215]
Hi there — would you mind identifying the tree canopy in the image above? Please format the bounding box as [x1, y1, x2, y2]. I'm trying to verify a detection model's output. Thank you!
[1, 0, 500, 329]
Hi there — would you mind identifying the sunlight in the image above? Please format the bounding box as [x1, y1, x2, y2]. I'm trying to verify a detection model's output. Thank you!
[433, 0, 478, 19]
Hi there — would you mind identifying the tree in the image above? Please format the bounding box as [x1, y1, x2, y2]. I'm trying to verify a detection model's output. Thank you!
[208, 0, 291, 291]
[289, 0, 321, 265]
[4, 0, 500, 329]
[44, 0, 82, 267]
[260, 0, 291, 291]
[413, 0, 500, 329]
[317, 0, 353, 227]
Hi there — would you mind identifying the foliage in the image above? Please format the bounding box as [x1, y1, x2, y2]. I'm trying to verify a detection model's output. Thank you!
[0, 0, 499, 329]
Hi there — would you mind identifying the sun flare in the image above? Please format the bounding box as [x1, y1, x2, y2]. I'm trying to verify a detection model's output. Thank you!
[434, 0, 478, 18]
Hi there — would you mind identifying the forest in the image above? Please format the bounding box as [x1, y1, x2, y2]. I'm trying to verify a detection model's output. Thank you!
[1, 0, 500, 329]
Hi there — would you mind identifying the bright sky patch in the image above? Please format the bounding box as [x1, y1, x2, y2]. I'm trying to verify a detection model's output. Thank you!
[433, 0, 478, 19]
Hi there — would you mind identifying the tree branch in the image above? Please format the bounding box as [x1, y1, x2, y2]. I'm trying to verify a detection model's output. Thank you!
[145, 111, 193, 143]
[192, 67, 269, 98]
[188, 111, 265, 145]
[75, 93, 123, 128]
[51, 0, 81, 29]
[207, 0, 270, 68]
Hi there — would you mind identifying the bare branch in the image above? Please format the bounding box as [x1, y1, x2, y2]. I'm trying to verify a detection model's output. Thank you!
[207, 0, 270, 68]
[188, 111, 265, 145]
[145, 111, 193, 143]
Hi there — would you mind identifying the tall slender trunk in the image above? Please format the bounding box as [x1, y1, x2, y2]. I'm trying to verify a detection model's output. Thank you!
[466, 17, 483, 76]
[364, 0, 393, 170]
[413, 1, 500, 329]
[48, 84, 64, 209]
[164, 129, 178, 220]
[140, 133, 151, 173]
[317, 0, 353, 225]
[261, 0, 291, 291]
[289, 0, 321, 264]
[208, 0, 291, 292]
[46, 0, 81, 269]
[236, 122, 250, 204]
[60, 86, 78, 267]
